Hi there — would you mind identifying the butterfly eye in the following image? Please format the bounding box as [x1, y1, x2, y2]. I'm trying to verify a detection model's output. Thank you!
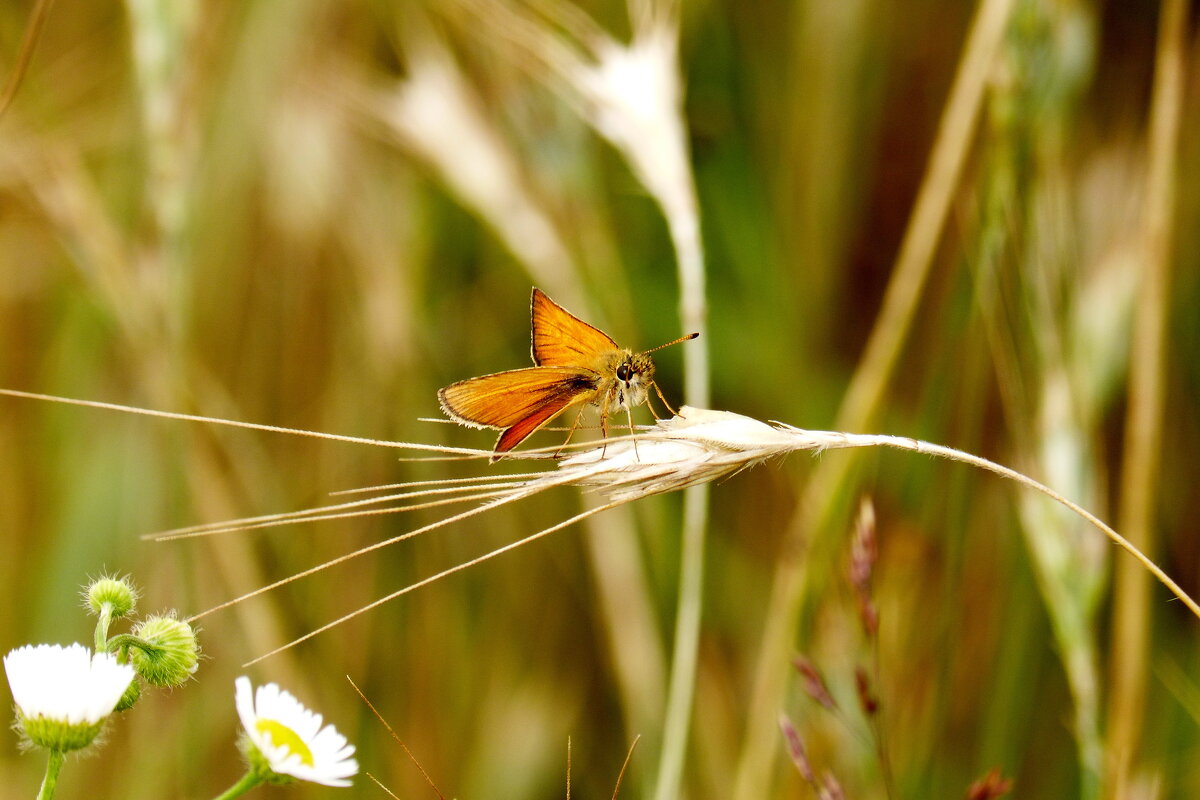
[616, 363, 632, 382]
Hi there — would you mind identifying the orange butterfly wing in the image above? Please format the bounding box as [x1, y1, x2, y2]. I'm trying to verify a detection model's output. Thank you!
[438, 366, 598, 448]
[531, 288, 619, 367]
[493, 395, 579, 454]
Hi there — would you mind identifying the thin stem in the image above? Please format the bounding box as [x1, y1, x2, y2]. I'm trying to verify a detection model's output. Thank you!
[0, 0, 55, 119]
[611, 734, 641, 799]
[653, 483, 709, 800]
[0, 389, 482, 455]
[211, 771, 263, 800]
[243, 498, 629, 665]
[1106, 0, 1187, 791]
[187, 479, 551, 623]
[734, 0, 1017, 795]
[347, 676, 447, 800]
[94, 605, 113, 653]
[809, 431, 1200, 620]
[36, 750, 65, 800]
[150, 481, 523, 542]
[868, 625, 895, 799]
[653, 0, 710, 793]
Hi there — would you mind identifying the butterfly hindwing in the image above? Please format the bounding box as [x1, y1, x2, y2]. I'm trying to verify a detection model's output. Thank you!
[531, 288, 619, 367]
[492, 392, 582, 455]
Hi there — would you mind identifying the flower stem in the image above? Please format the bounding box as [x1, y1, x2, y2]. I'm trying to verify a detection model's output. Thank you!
[95, 605, 112, 653]
[211, 771, 263, 800]
[36, 750, 64, 800]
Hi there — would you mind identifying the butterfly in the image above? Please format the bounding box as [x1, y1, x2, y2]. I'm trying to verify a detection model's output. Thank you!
[438, 288, 698, 460]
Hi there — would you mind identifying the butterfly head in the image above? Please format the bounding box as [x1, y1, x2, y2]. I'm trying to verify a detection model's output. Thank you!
[613, 351, 656, 411]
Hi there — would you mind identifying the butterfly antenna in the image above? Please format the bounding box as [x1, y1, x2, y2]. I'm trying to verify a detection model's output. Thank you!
[640, 331, 699, 356]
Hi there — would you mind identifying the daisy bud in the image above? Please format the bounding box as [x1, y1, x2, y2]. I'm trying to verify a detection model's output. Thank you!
[4, 644, 134, 752]
[128, 615, 199, 687]
[84, 576, 138, 619]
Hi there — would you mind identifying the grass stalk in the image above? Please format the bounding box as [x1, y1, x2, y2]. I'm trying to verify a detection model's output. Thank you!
[651, 21, 711, 800]
[0, 0, 54, 118]
[654, 482, 709, 800]
[734, 0, 1018, 795]
[1104, 0, 1187, 792]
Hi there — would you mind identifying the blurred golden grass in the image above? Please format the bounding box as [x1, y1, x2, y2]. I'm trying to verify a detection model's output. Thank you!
[1, 0, 1198, 798]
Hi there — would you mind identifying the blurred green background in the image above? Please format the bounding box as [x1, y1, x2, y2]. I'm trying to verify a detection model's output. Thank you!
[1, 0, 1198, 797]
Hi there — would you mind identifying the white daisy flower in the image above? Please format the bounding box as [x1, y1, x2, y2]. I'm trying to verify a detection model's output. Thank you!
[234, 676, 357, 787]
[4, 643, 135, 751]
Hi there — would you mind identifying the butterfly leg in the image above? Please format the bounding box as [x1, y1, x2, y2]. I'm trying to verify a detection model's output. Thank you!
[553, 404, 588, 459]
[626, 403, 641, 461]
[652, 381, 682, 417]
[599, 392, 612, 459]
[645, 384, 664, 421]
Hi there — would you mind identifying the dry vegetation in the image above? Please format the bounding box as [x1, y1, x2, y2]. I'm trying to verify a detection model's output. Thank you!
[1, 0, 1198, 798]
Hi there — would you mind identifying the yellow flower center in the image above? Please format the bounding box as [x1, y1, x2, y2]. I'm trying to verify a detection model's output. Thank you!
[256, 718, 315, 766]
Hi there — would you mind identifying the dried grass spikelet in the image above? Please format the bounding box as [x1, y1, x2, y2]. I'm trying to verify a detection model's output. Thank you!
[508, 407, 1196, 625]
[561, 8, 696, 239]
[142, 404, 1196, 664]
[553, 407, 800, 500]
[378, 31, 574, 293]
[448, 0, 699, 254]
[5, 388, 1189, 661]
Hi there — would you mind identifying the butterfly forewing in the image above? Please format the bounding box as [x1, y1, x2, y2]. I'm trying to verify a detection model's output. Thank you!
[437, 366, 599, 429]
[531, 288, 619, 367]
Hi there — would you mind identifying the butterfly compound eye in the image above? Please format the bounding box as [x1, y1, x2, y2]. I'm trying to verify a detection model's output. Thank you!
[616, 363, 632, 382]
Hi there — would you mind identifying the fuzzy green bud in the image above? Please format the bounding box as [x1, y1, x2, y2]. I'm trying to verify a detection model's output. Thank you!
[128, 616, 200, 687]
[85, 576, 138, 619]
